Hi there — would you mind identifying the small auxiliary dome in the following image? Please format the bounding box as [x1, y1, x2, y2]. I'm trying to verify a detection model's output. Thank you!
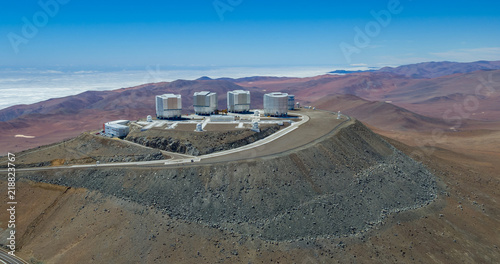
[251, 121, 260, 132]
[195, 123, 203, 132]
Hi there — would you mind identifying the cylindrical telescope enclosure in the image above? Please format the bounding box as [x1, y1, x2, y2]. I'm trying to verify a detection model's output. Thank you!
[264, 92, 289, 116]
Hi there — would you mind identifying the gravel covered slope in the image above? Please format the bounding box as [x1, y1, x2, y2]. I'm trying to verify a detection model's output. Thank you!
[21, 120, 436, 240]
[125, 124, 281, 156]
[3, 133, 165, 168]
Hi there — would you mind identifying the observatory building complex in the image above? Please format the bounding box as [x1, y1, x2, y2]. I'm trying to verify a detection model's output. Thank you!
[156, 94, 182, 119]
[264, 92, 289, 116]
[227, 90, 251, 113]
[194, 91, 218, 115]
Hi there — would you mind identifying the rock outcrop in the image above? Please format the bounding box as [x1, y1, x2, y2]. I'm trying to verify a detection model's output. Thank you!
[125, 125, 280, 156]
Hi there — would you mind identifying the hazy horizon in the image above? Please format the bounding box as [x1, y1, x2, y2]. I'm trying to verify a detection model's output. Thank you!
[0, 64, 369, 110]
[2, 58, 500, 111]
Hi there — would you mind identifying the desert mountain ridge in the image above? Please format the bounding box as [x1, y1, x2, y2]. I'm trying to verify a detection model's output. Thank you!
[378, 60, 500, 78]
[1, 63, 500, 155]
[327, 60, 500, 79]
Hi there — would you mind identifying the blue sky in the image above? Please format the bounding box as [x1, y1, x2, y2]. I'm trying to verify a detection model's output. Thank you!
[1, 0, 500, 69]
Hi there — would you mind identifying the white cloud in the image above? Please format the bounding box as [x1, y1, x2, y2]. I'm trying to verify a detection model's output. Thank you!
[39, 70, 64, 74]
[73, 70, 98, 74]
[430, 47, 500, 62]
[0, 78, 29, 83]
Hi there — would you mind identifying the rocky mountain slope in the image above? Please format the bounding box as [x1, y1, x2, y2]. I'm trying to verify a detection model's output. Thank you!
[18, 119, 436, 243]
[4, 119, 499, 263]
[125, 124, 281, 156]
[0, 133, 165, 168]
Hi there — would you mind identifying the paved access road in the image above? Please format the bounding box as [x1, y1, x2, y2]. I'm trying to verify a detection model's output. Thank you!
[199, 109, 351, 164]
[16, 109, 351, 171]
[0, 249, 27, 264]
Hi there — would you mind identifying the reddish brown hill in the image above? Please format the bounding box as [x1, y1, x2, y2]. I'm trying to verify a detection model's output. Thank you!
[1, 68, 499, 154]
[237, 72, 415, 103]
[236, 70, 500, 121]
[0, 79, 260, 155]
[313, 94, 449, 131]
[312, 94, 498, 132]
[0, 91, 113, 122]
[0, 80, 254, 122]
[390, 70, 500, 120]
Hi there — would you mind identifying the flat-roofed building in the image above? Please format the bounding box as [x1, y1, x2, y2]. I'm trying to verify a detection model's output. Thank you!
[156, 94, 182, 119]
[227, 90, 251, 113]
[194, 91, 218, 115]
[104, 120, 130, 137]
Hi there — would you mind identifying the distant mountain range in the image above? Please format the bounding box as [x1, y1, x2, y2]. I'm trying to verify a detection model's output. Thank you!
[330, 60, 500, 79]
[378, 60, 500, 78]
[235, 68, 500, 121]
[329, 69, 377, 75]
[197, 75, 292, 83]
[1, 60, 500, 153]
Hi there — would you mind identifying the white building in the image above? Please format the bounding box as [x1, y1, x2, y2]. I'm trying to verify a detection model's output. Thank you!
[227, 90, 251, 113]
[288, 95, 295, 110]
[156, 94, 182, 119]
[104, 120, 130, 138]
[194, 91, 218, 115]
[210, 115, 235, 122]
[263, 92, 289, 116]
